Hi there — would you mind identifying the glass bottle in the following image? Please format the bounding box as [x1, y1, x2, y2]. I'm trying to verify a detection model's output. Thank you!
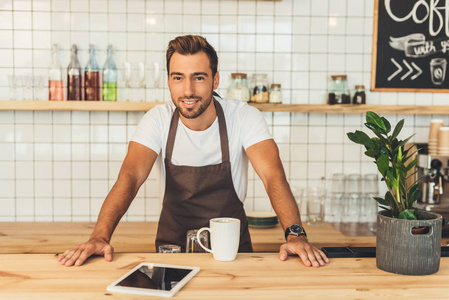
[48, 44, 64, 101]
[328, 75, 350, 105]
[269, 83, 282, 104]
[67, 44, 82, 101]
[84, 44, 100, 101]
[226, 73, 250, 102]
[102, 45, 118, 101]
[251, 73, 269, 103]
[352, 85, 366, 104]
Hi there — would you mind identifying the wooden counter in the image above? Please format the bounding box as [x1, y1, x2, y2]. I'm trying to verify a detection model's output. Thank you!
[0, 222, 379, 254]
[1, 252, 448, 299]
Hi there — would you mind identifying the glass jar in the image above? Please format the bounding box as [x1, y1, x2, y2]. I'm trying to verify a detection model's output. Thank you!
[328, 75, 350, 105]
[352, 85, 366, 104]
[226, 73, 251, 102]
[158, 244, 181, 253]
[251, 73, 269, 103]
[269, 83, 282, 104]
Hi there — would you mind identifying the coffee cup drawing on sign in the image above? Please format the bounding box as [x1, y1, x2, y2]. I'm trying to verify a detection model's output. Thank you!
[197, 217, 240, 261]
[430, 58, 447, 85]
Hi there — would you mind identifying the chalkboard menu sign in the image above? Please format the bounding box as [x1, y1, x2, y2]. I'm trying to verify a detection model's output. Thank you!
[372, 0, 449, 92]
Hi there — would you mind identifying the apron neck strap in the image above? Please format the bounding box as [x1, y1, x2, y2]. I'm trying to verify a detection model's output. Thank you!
[166, 95, 230, 163]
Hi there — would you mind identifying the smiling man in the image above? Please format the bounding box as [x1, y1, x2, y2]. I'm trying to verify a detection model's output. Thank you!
[168, 50, 218, 130]
[58, 35, 329, 268]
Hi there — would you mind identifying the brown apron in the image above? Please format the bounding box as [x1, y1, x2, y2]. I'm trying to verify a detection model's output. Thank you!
[155, 98, 253, 253]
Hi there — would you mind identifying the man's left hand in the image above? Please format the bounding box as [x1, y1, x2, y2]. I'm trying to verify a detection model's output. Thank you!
[279, 236, 329, 267]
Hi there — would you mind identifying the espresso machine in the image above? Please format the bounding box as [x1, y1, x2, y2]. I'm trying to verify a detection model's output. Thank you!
[415, 153, 449, 236]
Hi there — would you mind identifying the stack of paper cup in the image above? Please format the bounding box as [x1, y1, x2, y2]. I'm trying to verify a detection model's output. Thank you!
[429, 119, 444, 155]
[438, 127, 449, 155]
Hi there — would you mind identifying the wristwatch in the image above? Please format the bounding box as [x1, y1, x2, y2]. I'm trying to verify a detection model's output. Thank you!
[284, 224, 307, 240]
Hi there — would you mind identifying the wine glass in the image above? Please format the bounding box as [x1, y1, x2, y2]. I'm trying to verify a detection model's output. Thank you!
[130, 62, 145, 101]
[15, 75, 24, 101]
[33, 75, 45, 101]
[23, 75, 32, 101]
[122, 62, 131, 101]
[7, 75, 16, 100]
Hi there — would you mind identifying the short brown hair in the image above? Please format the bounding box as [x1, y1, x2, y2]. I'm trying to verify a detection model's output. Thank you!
[166, 35, 218, 77]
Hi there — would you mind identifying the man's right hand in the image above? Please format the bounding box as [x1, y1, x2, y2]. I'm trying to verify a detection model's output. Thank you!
[57, 142, 156, 267]
[57, 238, 114, 267]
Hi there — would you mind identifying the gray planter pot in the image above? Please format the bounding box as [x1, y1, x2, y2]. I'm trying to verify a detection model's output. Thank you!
[376, 210, 442, 275]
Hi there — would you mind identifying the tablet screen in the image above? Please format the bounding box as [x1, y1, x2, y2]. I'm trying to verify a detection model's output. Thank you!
[107, 263, 200, 297]
[117, 265, 191, 290]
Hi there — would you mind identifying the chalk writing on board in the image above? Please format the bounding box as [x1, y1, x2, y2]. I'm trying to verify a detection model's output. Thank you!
[372, 0, 449, 92]
[384, 0, 449, 37]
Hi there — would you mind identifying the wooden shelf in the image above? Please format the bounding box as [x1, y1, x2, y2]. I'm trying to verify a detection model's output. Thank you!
[0, 101, 163, 112]
[1, 101, 449, 114]
[250, 104, 449, 114]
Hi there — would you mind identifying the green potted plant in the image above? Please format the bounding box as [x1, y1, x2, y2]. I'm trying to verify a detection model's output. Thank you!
[347, 111, 442, 275]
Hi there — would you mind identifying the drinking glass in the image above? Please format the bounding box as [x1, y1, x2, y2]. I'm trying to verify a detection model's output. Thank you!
[291, 186, 304, 214]
[23, 75, 32, 101]
[328, 173, 346, 222]
[331, 173, 346, 194]
[363, 174, 380, 231]
[129, 62, 145, 102]
[158, 244, 181, 253]
[138, 62, 145, 89]
[33, 75, 45, 101]
[153, 62, 160, 88]
[15, 75, 24, 100]
[7, 75, 16, 100]
[186, 229, 210, 253]
[362, 174, 379, 220]
[326, 191, 343, 223]
[122, 62, 131, 101]
[306, 187, 324, 226]
[343, 174, 362, 222]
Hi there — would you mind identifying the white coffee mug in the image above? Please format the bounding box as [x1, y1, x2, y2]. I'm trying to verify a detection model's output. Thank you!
[197, 217, 240, 261]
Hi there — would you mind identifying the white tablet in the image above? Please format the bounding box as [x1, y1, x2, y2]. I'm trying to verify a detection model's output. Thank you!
[107, 263, 200, 298]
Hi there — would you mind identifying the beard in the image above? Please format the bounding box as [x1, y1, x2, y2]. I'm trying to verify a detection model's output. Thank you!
[175, 94, 213, 119]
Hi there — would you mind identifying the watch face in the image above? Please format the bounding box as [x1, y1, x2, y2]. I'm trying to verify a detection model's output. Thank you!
[290, 224, 303, 234]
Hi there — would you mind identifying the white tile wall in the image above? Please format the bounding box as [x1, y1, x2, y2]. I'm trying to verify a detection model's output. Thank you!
[0, 0, 442, 221]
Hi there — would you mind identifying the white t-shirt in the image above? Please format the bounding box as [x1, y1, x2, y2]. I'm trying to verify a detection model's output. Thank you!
[131, 96, 273, 202]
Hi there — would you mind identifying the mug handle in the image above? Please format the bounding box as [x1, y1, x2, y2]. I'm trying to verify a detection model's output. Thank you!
[197, 227, 213, 253]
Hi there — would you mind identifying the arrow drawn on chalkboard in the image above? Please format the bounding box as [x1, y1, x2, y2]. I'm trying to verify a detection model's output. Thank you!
[401, 60, 413, 80]
[388, 58, 402, 81]
[410, 62, 422, 80]
[388, 58, 422, 81]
